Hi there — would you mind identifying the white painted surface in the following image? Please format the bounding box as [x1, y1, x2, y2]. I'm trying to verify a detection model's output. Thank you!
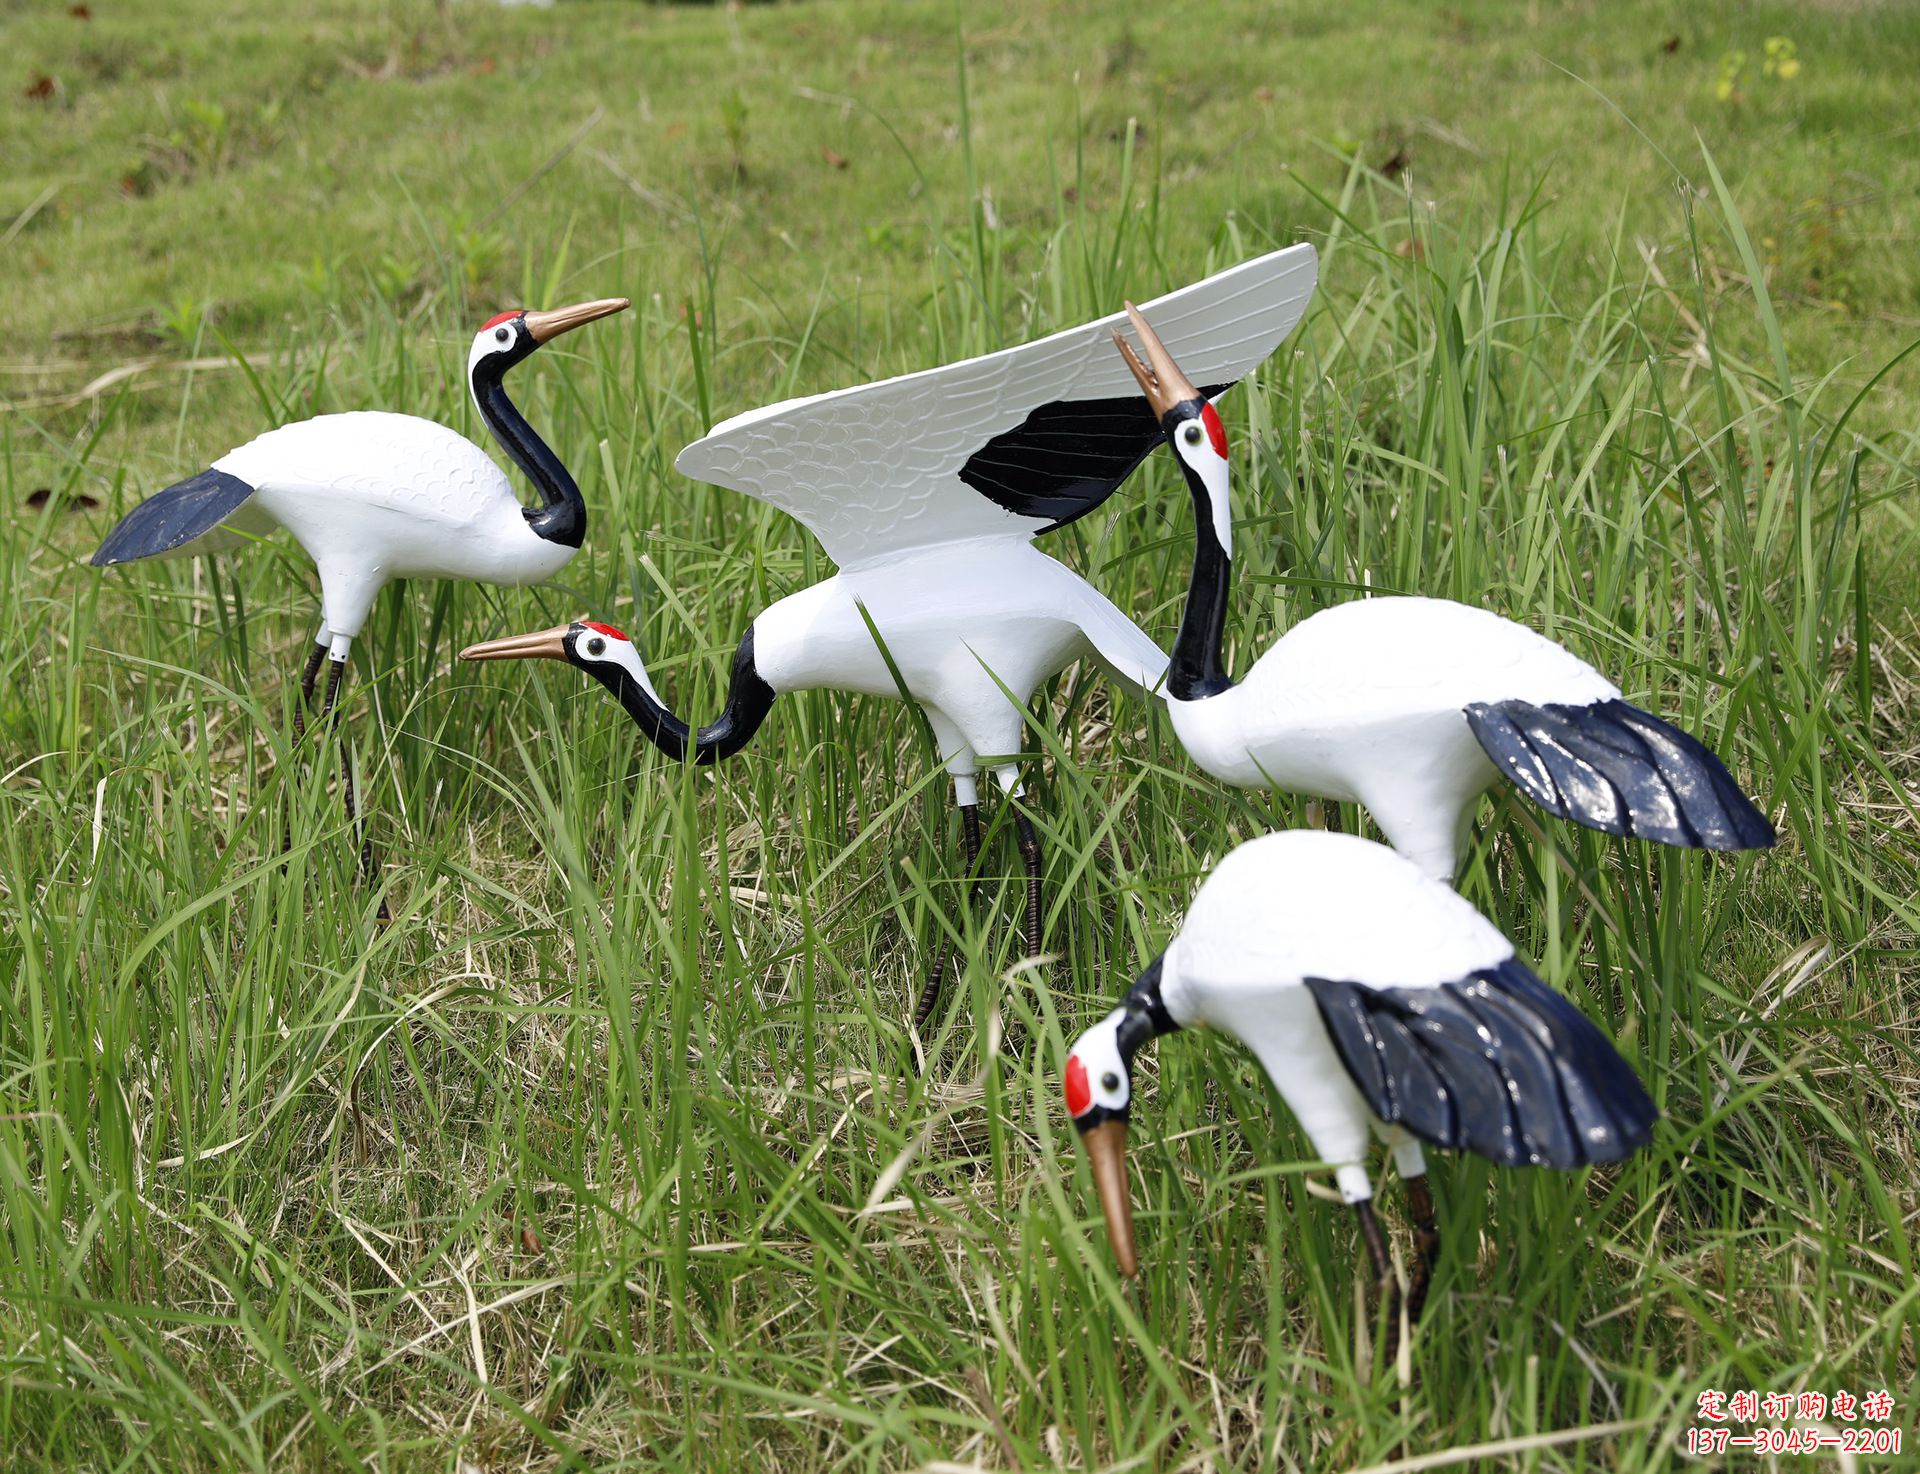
[675, 243, 1320, 567]
[658, 250, 1325, 795]
[216, 411, 573, 639]
[1169, 597, 1619, 879]
[1162, 831, 1514, 1201]
[747, 537, 1168, 778]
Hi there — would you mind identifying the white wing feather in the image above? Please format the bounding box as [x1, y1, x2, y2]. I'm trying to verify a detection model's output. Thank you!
[675, 243, 1319, 567]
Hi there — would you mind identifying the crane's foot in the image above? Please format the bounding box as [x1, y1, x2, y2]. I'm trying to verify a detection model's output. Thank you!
[1406, 1175, 1439, 1326]
[1355, 1200, 1403, 1371]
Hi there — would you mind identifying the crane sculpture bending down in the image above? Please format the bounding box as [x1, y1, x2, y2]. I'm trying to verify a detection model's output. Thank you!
[461, 247, 1321, 1047]
[1065, 829, 1657, 1363]
[1113, 276, 1775, 882]
[92, 297, 630, 885]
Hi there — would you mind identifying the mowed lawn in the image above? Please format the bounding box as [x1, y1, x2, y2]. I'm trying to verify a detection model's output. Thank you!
[3, 1, 1917, 1470]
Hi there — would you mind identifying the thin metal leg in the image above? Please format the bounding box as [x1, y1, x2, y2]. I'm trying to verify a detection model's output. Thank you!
[319, 656, 346, 722]
[1405, 1175, 1439, 1325]
[912, 803, 982, 1065]
[291, 640, 327, 744]
[1014, 812, 1042, 957]
[285, 641, 332, 857]
[320, 657, 388, 920]
[1355, 1200, 1402, 1369]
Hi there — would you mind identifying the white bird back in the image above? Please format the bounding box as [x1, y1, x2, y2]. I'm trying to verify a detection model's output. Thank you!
[1162, 831, 1515, 1023]
[1224, 597, 1619, 724]
[215, 411, 513, 520]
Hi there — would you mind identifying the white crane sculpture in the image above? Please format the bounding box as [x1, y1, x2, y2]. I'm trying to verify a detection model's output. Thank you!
[1112, 280, 1775, 881]
[1064, 829, 1657, 1358]
[93, 296, 630, 885]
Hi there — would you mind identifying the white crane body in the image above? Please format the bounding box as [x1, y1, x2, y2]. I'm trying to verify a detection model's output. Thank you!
[199, 411, 576, 646]
[91, 298, 629, 907]
[93, 297, 628, 662]
[1167, 596, 1619, 876]
[1111, 300, 1774, 882]
[1157, 831, 1522, 1201]
[750, 537, 1168, 799]
[637, 241, 1323, 800]
[1064, 830, 1659, 1289]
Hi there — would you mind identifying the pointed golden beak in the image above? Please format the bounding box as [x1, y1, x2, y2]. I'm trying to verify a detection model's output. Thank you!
[459, 625, 572, 662]
[1112, 300, 1201, 421]
[1080, 1118, 1139, 1277]
[523, 296, 631, 345]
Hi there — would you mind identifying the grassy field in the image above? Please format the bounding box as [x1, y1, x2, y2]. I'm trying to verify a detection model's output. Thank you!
[4, 1, 1919, 1469]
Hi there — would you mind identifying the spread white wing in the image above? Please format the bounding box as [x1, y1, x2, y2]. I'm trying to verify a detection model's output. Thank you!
[674, 243, 1319, 567]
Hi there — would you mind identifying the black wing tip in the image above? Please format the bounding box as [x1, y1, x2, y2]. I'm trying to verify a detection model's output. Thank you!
[1475, 958, 1659, 1161]
[960, 382, 1234, 537]
[1306, 964, 1657, 1173]
[88, 467, 255, 567]
[1470, 696, 1775, 854]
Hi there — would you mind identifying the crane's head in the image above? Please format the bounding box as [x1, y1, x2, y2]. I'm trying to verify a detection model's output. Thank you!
[1113, 303, 1233, 559]
[1064, 1009, 1140, 1279]
[459, 618, 657, 706]
[1063, 955, 1177, 1279]
[466, 298, 631, 382]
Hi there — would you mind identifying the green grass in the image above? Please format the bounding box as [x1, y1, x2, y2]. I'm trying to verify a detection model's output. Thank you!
[4, 2, 1918, 1470]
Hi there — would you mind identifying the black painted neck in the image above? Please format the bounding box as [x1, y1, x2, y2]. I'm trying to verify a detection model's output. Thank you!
[471, 352, 586, 549]
[1116, 953, 1181, 1066]
[1168, 465, 1235, 702]
[590, 627, 776, 765]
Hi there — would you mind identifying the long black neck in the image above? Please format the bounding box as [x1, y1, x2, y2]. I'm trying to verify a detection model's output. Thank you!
[592, 627, 776, 765]
[471, 353, 586, 549]
[1117, 954, 1181, 1064]
[1168, 467, 1235, 702]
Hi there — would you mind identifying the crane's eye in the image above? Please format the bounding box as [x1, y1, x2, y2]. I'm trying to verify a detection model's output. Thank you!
[494, 327, 510, 344]
[586, 637, 605, 657]
[1182, 422, 1203, 446]
[1101, 1071, 1121, 1093]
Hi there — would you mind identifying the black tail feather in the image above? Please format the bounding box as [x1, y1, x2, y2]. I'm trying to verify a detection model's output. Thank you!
[1307, 959, 1658, 1170]
[91, 468, 256, 567]
[1465, 697, 1774, 852]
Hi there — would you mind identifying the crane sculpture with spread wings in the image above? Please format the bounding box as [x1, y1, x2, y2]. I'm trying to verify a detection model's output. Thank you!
[464, 244, 1320, 1052]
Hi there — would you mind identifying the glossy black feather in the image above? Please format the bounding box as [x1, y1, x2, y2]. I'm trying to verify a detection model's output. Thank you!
[1465, 697, 1774, 851]
[91, 468, 256, 567]
[958, 383, 1229, 535]
[1305, 958, 1657, 1169]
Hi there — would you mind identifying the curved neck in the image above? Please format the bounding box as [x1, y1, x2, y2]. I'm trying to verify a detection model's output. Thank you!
[593, 627, 776, 764]
[1168, 466, 1235, 702]
[1118, 953, 1181, 1065]
[471, 354, 586, 549]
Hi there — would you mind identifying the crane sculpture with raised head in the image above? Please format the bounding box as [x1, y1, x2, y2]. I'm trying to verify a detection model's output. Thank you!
[92, 296, 631, 888]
